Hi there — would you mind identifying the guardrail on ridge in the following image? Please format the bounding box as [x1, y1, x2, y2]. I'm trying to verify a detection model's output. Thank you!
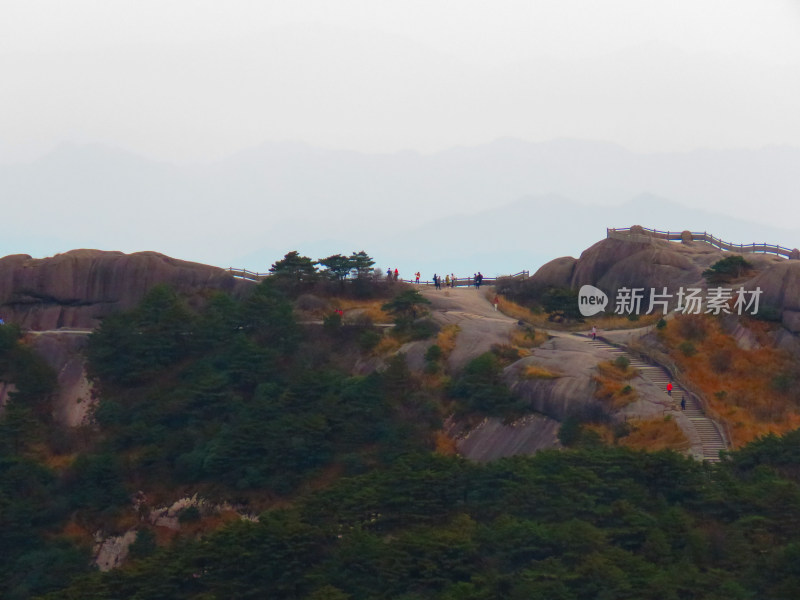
[607, 226, 800, 259]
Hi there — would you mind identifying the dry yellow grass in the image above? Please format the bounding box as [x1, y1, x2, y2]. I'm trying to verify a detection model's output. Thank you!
[510, 328, 548, 349]
[618, 417, 691, 452]
[373, 335, 401, 356]
[593, 360, 638, 408]
[659, 315, 800, 447]
[590, 312, 662, 331]
[333, 298, 393, 323]
[588, 417, 690, 452]
[494, 293, 660, 331]
[523, 364, 560, 379]
[436, 324, 461, 357]
[434, 431, 458, 456]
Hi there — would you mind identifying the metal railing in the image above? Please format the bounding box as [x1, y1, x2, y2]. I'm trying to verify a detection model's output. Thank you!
[229, 268, 530, 284]
[227, 268, 269, 281]
[627, 339, 733, 450]
[608, 226, 799, 259]
[402, 270, 529, 286]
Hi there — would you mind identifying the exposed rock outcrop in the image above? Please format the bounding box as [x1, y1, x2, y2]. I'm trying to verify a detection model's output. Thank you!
[28, 331, 94, 426]
[747, 261, 800, 333]
[533, 235, 784, 297]
[455, 415, 562, 462]
[0, 250, 252, 330]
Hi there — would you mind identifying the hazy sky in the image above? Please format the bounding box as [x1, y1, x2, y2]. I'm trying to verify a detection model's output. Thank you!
[3, 0, 800, 162]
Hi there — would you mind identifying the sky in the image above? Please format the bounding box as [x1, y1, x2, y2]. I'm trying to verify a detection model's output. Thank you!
[2, 0, 800, 162]
[2, 1, 800, 274]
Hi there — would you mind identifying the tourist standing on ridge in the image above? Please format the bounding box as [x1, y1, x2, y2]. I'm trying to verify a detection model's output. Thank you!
[415, 271, 420, 284]
[394, 268, 399, 282]
[476, 272, 484, 289]
[445, 274, 450, 288]
[433, 274, 440, 290]
[387, 268, 392, 280]
[451, 274, 457, 287]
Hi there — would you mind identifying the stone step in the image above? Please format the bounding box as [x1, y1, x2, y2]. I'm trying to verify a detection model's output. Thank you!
[578, 335, 729, 461]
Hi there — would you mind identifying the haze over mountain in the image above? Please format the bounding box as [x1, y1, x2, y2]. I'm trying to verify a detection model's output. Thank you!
[5, 138, 800, 276]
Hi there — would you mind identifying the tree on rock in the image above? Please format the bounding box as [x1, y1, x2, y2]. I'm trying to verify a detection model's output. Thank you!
[349, 251, 376, 279]
[382, 289, 431, 321]
[318, 254, 353, 281]
[270, 251, 318, 283]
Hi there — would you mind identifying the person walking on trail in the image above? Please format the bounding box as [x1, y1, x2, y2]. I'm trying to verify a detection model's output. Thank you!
[433, 274, 440, 290]
[476, 272, 484, 289]
[667, 382, 673, 397]
[451, 274, 457, 287]
[473, 273, 477, 288]
[445, 274, 450, 288]
[680, 397, 686, 411]
[415, 271, 420, 284]
[493, 295, 499, 311]
[591, 325, 597, 340]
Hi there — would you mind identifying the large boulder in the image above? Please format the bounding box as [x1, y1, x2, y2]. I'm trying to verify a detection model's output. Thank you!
[531, 235, 784, 303]
[747, 261, 800, 332]
[0, 250, 252, 330]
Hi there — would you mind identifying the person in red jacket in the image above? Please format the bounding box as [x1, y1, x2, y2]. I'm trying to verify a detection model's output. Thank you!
[666, 382, 673, 396]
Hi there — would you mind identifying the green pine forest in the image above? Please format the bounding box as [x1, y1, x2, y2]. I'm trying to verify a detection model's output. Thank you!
[2, 266, 800, 599]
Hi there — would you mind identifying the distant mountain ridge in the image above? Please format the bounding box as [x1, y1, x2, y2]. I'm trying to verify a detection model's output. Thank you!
[4, 138, 800, 275]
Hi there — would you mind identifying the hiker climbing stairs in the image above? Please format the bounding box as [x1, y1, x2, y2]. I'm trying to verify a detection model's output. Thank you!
[579, 335, 728, 462]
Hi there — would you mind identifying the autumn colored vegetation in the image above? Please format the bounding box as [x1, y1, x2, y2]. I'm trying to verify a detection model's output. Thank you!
[657, 313, 800, 446]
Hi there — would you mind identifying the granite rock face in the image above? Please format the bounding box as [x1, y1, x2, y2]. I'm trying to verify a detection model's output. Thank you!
[530, 236, 800, 324]
[0, 250, 252, 330]
[747, 261, 800, 332]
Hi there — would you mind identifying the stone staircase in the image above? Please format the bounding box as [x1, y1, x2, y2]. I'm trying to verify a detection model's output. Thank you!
[580, 335, 728, 462]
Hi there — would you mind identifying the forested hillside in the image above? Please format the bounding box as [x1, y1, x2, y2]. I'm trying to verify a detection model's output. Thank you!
[3, 269, 800, 599]
[44, 439, 800, 599]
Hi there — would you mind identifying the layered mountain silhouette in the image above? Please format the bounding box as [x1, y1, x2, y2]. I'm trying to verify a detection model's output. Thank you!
[4, 138, 799, 275]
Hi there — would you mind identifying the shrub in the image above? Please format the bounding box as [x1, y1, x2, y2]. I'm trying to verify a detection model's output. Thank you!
[772, 373, 793, 393]
[679, 341, 697, 357]
[178, 505, 201, 523]
[709, 349, 732, 373]
[703, 255, 752, 283]
[613, 356, 630, 370]
[656, 318, 667, 329]
[558, 417, 583, 447]
[450, 353, 521, 416]
[754, 305, 782, 322]
[408, 318, 439, 340]
[676, 315, 708, 341]
[128, 529, 157, 560]
[323, 312, 342, 333]
[425, 344, 443, 363]
[491, 344, 522, 363]
[621, 385, 633, 395]
[357, 329, 381, 351]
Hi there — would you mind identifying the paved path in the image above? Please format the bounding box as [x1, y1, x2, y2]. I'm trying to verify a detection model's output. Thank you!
[418, 286, 517, 370]
[580, 335, 727, 462]
[27, 328, 93, 336]
[418, 285, 729, 462]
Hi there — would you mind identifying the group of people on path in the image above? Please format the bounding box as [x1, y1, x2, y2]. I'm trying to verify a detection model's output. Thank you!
[386, 268, 399, 281]
[429, 272, 484, 290]
[432, 273, 457, 289]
